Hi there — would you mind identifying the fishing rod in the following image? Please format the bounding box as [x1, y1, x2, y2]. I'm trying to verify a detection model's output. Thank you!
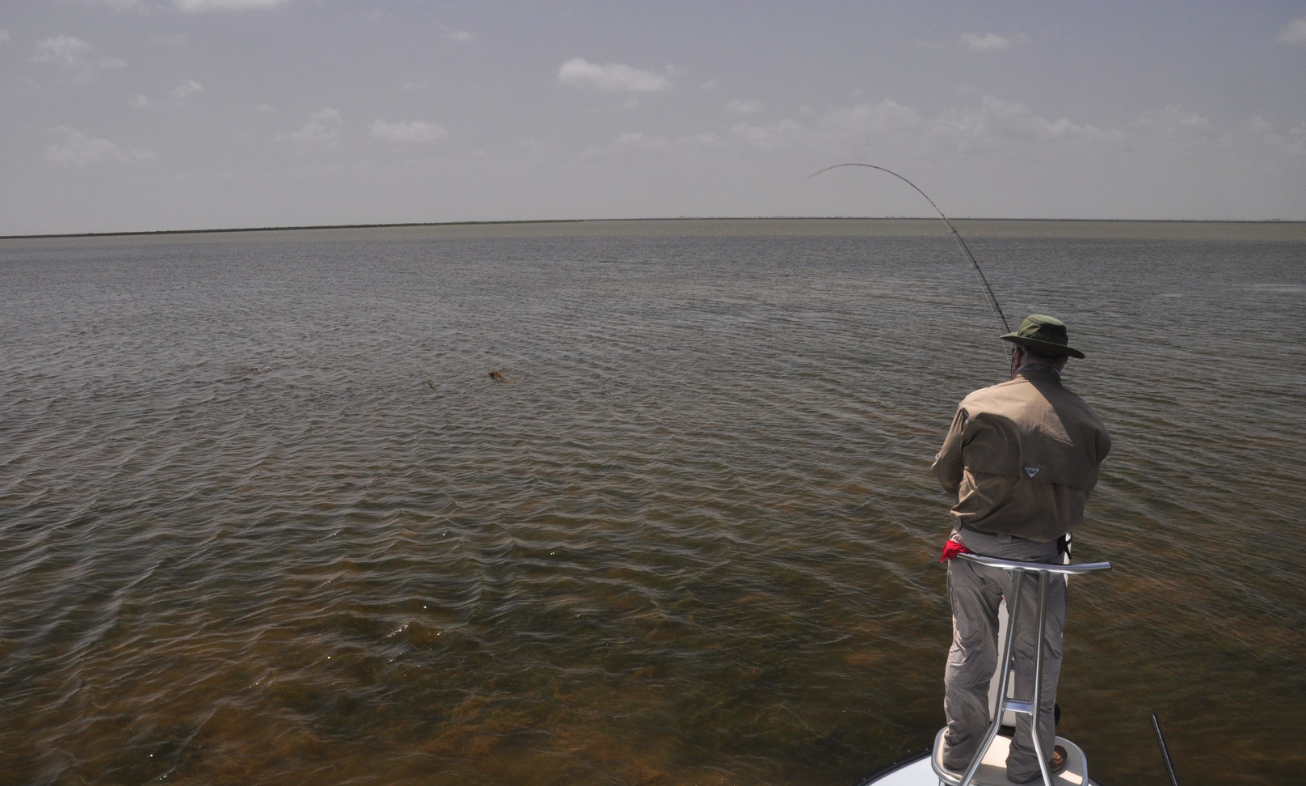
[1150, 713, 1182, 786]
[803, 163, 1013, 355]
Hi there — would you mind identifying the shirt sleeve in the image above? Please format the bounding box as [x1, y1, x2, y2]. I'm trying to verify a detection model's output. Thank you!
[932, 406, 969, 496]
[1097, 426, 1112, 465]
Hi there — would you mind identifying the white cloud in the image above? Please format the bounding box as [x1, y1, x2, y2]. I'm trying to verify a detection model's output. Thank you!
[85, 0, 147, 11]
[1289, 123, 1306, 157]
[369, 119, 448, 143]
[0, 29, 10, 43]
[444, 29, 473, 42]
[726, 118, 809, 151]
[153, 33, 187, 46]
[257, 103, 276, 113]
[1248, 116, 1305, 157]
[558, 58, 671, 92]
[594, 95, 1126, 163]
[1134, 106, 1306, 161]
[33, 35, 90, 65]
[579, 129, 726, 164]
[129, 94, 151, 108]
[1138, 104, 1212, 141]
[959, 32, 1027, 52]
[615, 131, 667, 150]
[725, 99, 763, 115]
[1246, 115, 1272, 135]
[929, 95, 1126, 152]
[1277, 18, 1306, 44]
[31, 35, 125, 70]
[173, 79, 204, 99]
[821, 99, 923, 133]
[45, 126, 155, 167]
[175, 0, 293, 11]
[276, 108, 343, 149]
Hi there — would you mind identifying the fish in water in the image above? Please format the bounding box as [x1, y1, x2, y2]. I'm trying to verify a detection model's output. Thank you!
[488, 368, 515, 384]
[425, 380, 437, 392]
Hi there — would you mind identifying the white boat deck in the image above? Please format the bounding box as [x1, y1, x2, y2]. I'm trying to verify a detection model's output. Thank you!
[860, 729, 1098, 786]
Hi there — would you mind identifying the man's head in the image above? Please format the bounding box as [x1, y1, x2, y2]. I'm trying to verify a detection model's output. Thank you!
[1000, 314, 1083, 376]
[1011, 344, 1069, 374]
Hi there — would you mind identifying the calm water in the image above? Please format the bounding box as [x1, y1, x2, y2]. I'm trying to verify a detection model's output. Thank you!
[1, 221, 1303, 786]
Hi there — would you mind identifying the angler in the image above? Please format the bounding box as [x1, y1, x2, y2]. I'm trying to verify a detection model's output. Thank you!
[810, 165, 1121, 786]
[932, 315, 1112, 782]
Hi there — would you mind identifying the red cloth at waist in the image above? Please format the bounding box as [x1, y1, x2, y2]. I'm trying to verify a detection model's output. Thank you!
[941, 540, 972, 563]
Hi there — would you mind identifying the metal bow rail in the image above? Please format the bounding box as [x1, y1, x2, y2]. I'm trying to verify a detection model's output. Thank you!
[931, 553, 1113, 786]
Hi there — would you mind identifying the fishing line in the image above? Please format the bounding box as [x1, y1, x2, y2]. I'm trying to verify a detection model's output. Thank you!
[802, 163, 1013, 356]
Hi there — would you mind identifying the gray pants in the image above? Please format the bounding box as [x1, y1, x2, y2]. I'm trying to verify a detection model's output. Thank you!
[941, 528, 1066, 783]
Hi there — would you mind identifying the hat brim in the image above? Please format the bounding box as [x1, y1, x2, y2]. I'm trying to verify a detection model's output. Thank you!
[1000, 334, 1086, 359]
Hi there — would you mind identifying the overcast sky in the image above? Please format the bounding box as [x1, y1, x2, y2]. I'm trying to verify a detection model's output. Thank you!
[2, 0, 1304, 235]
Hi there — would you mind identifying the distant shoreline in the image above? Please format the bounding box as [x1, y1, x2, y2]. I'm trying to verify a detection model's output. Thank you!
[3, 216, 1305, 241]
[0, 218, 585, 241]
[4, 217, 1305, 245]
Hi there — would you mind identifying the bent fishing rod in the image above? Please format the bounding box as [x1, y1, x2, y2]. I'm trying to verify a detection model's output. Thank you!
[803, 163, 1013, 357]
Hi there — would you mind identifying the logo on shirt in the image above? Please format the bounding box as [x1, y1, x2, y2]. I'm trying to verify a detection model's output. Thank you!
[1024, 467, 1040, 478]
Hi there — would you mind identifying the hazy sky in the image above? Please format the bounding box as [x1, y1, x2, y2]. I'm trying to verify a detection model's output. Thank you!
[3, 0, 1304, 234]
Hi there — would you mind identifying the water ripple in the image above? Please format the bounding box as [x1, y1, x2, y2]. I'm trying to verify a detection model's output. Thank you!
[0, 229, 1302, 785]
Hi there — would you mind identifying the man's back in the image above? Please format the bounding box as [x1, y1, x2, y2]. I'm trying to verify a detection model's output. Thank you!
[932, 367, 1111, 543]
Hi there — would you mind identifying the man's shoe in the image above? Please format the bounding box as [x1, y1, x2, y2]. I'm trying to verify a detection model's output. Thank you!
[1009, 746, 1069, 783]
[1050, 745, 1068, 774]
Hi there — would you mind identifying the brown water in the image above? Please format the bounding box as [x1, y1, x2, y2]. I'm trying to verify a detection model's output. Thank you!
[1, 220, 1303, 786]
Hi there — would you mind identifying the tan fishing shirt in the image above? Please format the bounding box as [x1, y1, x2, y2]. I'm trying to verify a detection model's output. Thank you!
[932, 367, 1111, 543]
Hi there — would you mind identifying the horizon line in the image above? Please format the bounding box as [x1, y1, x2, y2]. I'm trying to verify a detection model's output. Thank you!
[3, 215, 1301, 241]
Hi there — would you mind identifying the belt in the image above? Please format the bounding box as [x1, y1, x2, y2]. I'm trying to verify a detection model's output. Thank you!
[958, 523, 1070, 555]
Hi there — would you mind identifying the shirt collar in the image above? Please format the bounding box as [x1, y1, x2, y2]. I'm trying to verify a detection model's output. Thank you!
[1017, 363, 1062, 378]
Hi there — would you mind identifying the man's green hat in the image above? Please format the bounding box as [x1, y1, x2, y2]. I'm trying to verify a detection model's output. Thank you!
[1000, 314, 1085, 359]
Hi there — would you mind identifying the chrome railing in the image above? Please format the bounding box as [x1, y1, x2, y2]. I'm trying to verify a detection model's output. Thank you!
[931, 553, 1112, 786]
